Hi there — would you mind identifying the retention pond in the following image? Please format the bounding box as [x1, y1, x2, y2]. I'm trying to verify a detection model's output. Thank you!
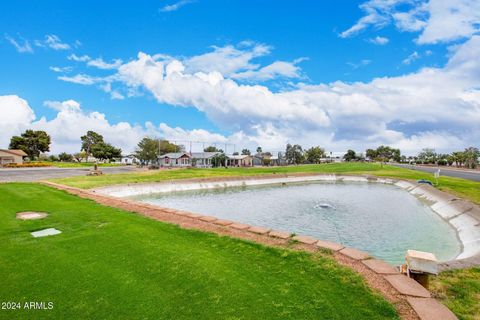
[128, 181, 461, 265]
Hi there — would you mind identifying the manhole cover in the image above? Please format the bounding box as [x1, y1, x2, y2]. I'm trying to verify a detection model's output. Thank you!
[31, 228, 62, 238]
[16, 212, 48, 220]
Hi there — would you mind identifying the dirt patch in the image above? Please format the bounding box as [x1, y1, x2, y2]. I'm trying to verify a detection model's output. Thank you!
[16, 211, 48, 220]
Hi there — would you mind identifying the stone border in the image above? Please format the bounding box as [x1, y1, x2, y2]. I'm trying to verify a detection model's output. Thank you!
[90, 173, 377, 197]
[90, 173, 480, 262]
[393, 180, 480, 261]
[41, 180, 458, 320]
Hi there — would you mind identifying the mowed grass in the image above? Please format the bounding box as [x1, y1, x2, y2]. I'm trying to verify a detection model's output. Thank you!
[0, 183, 398, 319]
[49, 162, 123, 168]
[52, 163, 480, 204]
[430, 268, 480, 320]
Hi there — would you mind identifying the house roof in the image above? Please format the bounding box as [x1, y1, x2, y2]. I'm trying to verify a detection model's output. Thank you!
[159, 152, 191, 159]
[0, 149, 28, 156]
[191, 152, 220, 159]
[254, 152, 273, 158]
[228, 154, 251, 160]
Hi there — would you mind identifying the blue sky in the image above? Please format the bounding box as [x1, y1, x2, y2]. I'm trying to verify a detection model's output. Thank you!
[1, 0, 479, 154]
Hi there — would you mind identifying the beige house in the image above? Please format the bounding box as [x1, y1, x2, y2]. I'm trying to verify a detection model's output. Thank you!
[158, 152, 192, 167]
[227, 154, 253, 167]
[0, 149, 28, 165]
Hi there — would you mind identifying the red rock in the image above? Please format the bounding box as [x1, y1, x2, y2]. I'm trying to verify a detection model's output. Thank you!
[362, 259, 399, 274]
[229, 223, 250, 230]
[384, 275, 431, 298]
[199, 215, 217, 222]
[407, 297, 457, 320]
[248, 226, 271, 235]
[268, 230, 292, 239]
[213, 219, 234, 226]
[185, 213, 201, 218]
[315, 240, 344, 251]
[293, 235, 317, 245]
[173, 210, 190, 216]
[340, 247, 370, 260]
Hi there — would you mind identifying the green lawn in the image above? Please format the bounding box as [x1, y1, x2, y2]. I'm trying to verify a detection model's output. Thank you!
[51, 163, 480, 204]
[430, 268, 480, 320]
[0, 183, 397, 319]
[49, 162, 124, 168]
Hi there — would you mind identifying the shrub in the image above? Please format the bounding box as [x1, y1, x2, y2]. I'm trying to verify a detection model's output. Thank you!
[437, 159, 447, 166]
[3, 162, 52, 168]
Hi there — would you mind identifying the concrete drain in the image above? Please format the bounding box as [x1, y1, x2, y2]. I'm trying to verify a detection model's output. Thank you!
[31, 228, 62, 238]
[16, 211, 48, 220]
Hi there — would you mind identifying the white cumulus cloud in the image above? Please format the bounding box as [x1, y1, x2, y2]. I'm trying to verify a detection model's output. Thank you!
[367, 36, 389, 45]
[0, 96, 234, 154]
[4, 34, 33, 53]
[341, 0, 480, 44]
[53, 37, 480, 154]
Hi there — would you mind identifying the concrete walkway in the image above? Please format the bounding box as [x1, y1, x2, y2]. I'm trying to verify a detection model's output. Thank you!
[393, 164, 480, 182]
[0, 166, 139, 182]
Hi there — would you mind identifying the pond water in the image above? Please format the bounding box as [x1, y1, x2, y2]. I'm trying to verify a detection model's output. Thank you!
[129, 182, 461, 265]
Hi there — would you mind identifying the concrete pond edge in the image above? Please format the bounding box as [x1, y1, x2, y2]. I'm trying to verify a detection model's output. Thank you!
[90, 173, 480, 263]
[40, 177, 465, 320]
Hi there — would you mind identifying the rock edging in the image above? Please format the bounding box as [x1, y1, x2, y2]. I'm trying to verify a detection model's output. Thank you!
[91, 173, 480, 263]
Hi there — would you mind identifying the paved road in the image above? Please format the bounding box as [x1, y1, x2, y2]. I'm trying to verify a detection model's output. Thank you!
[0, 166, 139, 182]
[393, 164, 480, 182]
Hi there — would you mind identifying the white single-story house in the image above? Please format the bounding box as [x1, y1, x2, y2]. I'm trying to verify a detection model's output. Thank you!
[0, 149, 28, 165]
[120, 154, 138, 165]
[227, 154, 253, 167]
[191, 152, 221, 168]
[158, 152, 192, 167]
[320, 152, 344, 163]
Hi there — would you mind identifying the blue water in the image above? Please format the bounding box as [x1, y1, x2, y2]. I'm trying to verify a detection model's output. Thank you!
[130, 182, 461, 265]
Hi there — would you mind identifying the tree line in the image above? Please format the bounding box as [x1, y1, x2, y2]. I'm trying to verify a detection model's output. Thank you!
[8, 130, 122, 162]
[7, 130, 479, 169]
[415, 147, 480, 169]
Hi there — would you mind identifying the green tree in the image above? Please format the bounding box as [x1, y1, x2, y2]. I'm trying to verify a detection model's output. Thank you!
[241, 149, 251, 155]
[81, 131, 104, 161]
[451, 151, 466, 167]
[305, 146, 325, 164]
[73, 151, 87, 162]
[135, 137, 159, 164]
[446, 154, 455, 166]
[343, 150, 357, 162]
[365, 149, 377, 160]
[159, 140, 182, 155]
[464, 147, 480, 169]
[211, 153, 227, 167]
[256, 147, 262, 153]
[91, 142, 122, 162]
[58, 152, 73, 162]
[285, 144, 304, 165]
[375, 145, 401, 163]
[437, 153, 449, 166]
[9, 130, 51, 160]
[204, 146, 221, 152]
[417, 148, 437, 164]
